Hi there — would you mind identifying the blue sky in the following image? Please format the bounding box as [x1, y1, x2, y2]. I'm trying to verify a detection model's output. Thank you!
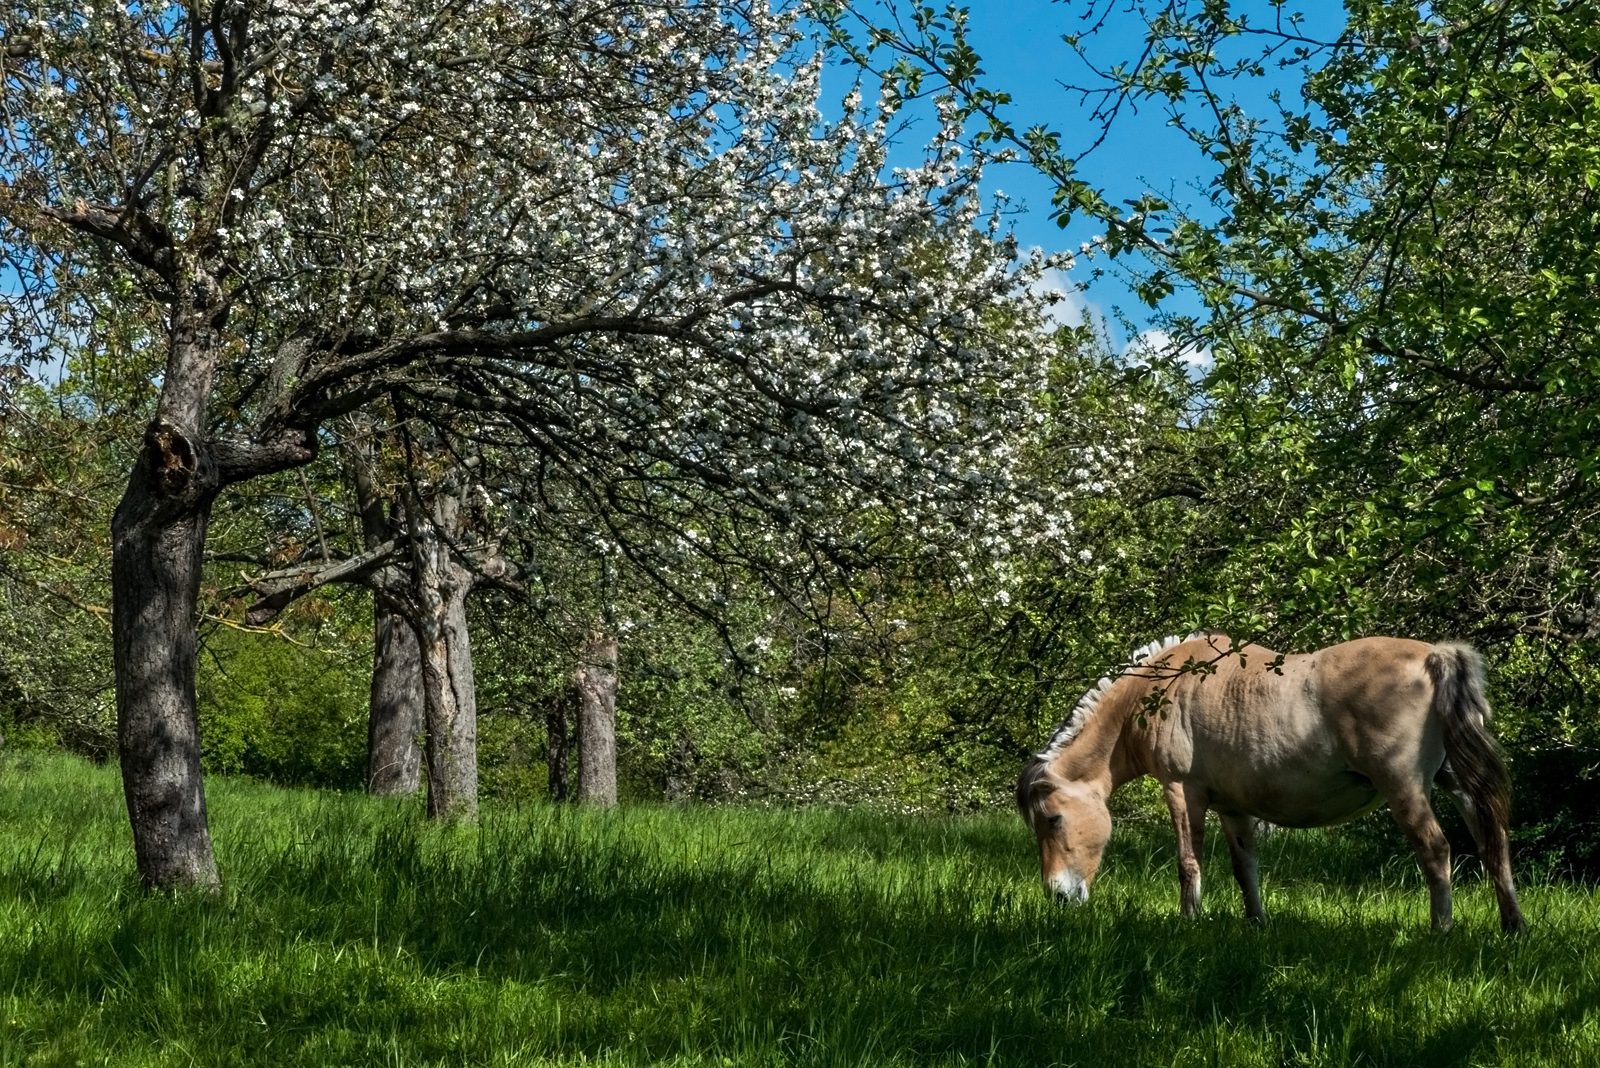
[832, 1, 1347, 359]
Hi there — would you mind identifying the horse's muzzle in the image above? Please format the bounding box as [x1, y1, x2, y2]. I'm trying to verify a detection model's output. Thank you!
[1048, 870, 1089, 904]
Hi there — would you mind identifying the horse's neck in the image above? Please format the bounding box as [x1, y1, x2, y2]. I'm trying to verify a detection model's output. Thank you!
[1051, 691, 1136, 792]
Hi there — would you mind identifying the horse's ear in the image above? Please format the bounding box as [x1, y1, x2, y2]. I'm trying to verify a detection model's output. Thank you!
[1017, 757, 1056, 818]
[1016, 759, 1054, 816]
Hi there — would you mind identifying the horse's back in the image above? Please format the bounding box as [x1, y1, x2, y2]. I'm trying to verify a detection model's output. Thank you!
[1151, 635, 1440, 827]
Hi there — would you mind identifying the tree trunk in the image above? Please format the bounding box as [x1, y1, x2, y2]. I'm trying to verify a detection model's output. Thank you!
[349, 437, 426, 796]
[112, 420, 221, 890]
[546, 695, 571, 801]
[665, 736, 697, 802]
[412, 582, 478, 819]
[440, 578, 479, 805]
[406, 491, 479, 819]
[367, 596, 424, 795]
[574, 632, 619, 806]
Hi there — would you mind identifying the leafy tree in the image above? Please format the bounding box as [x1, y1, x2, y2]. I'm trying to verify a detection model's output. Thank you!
[846, 0, 1600, 862]
[195, 617, 371, 788]
[860, 0, 1600, 640]
[1081, 0, 1600, 649]
[0, 375, 123, 756]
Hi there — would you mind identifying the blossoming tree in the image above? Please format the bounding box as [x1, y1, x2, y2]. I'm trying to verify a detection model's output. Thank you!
[1, 0, 1078, 888]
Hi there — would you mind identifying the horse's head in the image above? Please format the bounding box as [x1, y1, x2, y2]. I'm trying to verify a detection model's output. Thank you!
[1016, 758, 1112, 904]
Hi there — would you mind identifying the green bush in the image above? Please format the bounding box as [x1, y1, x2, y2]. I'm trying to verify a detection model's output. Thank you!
[196, 625, 369, 789]
[477, 710, 549, 803]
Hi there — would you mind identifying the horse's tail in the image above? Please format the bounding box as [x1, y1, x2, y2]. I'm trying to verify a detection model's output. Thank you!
[1427, 642, 1525, 931]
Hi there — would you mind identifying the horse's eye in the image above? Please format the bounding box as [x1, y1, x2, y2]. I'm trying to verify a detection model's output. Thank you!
[1047, 814, 1064, 829]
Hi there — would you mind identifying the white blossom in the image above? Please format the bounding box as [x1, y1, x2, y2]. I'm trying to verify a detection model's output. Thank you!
[2, 0, 1120, 599]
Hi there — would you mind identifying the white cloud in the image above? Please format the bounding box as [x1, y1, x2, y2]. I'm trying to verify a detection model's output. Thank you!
[1030, 265, 1097, 330]
[1122, 328, 1214, 377]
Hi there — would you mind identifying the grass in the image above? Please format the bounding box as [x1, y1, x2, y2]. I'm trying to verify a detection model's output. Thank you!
[2, 753, 1599, 1066]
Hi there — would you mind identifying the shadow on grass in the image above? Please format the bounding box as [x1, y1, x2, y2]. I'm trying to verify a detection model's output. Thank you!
[3, 759, 1598, 1066]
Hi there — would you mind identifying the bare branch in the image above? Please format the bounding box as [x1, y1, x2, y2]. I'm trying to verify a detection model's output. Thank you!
[243, 536, 401, 625]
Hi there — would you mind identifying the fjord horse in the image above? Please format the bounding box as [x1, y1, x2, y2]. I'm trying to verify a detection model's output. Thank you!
[1016, 634, 1524, 931]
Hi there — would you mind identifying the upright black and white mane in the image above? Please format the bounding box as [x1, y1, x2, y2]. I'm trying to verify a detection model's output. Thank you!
[1035, 633, 1205, 760]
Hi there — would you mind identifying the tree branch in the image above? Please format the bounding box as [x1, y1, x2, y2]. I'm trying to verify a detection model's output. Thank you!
[20, 197, 176, 279]
[243, 536, 401, 625]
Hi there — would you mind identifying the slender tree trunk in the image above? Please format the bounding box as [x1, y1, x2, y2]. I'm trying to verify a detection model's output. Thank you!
[112, 424, 222, 890]
[439, 578, 479, 804]
[574, 632, 619, 805]
[367, 596, 424, 795]
[546, 694, 571, 801]
[665, 736, 697, 802]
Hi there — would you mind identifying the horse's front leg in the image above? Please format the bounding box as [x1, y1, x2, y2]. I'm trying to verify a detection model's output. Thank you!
[1219, 813, 1266, 923]
[1163, 781, 1208, 918]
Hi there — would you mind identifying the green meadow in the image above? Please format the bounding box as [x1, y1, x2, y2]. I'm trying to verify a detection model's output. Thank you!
[2, 752, 1598, 1067]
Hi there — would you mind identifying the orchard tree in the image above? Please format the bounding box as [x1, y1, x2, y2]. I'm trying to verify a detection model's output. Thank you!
[1, 0, 1090, 888]
[242, 420, 511, 816]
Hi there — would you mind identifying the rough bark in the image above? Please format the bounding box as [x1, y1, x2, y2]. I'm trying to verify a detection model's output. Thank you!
[406, 491, 479, 819]
[367, 598, 424, 795]
[109, 271, 320, 889]
[439, 578, 480, 807]
[574, 632, 619, 806]
[108, 264, 242, 892]
[112, 479, 219, 889]
[352, 443, 425, 796]
[112, 278, 233, 894]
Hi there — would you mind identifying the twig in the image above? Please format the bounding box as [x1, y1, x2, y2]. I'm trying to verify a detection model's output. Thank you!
[198, 613, 316, 648]
[8, 572, 111, 630]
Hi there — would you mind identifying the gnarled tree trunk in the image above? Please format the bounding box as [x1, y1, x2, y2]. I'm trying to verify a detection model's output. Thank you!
[112, 420, 222, 890]
[111, 274, 241, 892]
[367, 596, 424, 795]
[407, 491, 479, 819]
[110, 278, 320, 890]
[574, 632, 619, 806]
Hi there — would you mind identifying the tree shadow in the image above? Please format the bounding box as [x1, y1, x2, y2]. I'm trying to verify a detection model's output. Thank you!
[3, 786, 1595, 1066]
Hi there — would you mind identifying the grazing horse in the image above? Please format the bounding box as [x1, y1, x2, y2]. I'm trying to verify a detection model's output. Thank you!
[1016, 634, 1524, 932]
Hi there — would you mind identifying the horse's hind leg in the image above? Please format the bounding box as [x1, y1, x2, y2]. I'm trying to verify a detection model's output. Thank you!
[1163, 781, 1208, 918]
[1383, 784, 1455, 930]
[1219, 813, 1265, 923]
[1438, 762, 1525, 933]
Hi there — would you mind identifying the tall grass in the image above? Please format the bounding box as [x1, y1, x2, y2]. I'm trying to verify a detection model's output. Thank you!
[1, 752, 1597, 1066]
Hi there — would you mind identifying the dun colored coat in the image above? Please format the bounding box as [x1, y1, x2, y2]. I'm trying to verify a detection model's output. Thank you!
[1017, 634, 1524, 932]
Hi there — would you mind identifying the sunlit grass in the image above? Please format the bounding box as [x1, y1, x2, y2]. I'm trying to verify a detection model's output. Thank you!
[1, 751, 1597, 1066]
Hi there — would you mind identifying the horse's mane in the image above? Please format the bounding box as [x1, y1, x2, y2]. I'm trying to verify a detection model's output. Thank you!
[1035, 633, 1206, 760]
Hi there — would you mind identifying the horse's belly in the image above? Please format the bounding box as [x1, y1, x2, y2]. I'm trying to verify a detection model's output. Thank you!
[1212, 769, 1382, 828]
